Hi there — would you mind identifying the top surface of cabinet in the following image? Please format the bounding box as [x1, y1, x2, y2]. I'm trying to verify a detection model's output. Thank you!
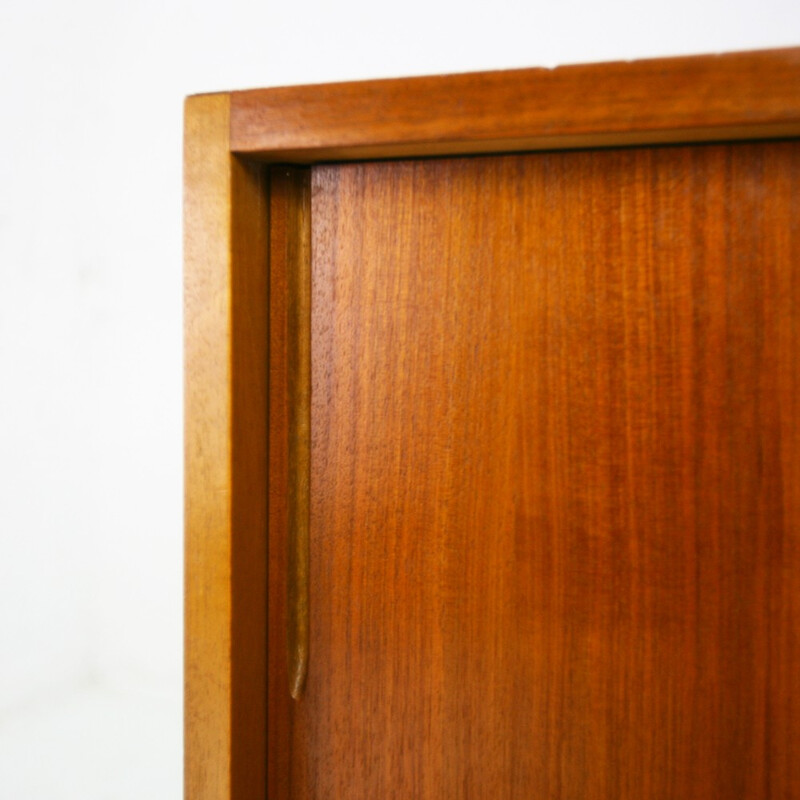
[228, 47, 800, 161]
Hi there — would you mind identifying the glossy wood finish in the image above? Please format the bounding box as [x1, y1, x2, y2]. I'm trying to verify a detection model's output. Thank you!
[231, 48, 800, 162]
[293, 143, 800, 798]
[184, 94, 269, 800]
[267, 167, 313, 800]
[269, 168, 313, 702]
[186, 49, 800, 800]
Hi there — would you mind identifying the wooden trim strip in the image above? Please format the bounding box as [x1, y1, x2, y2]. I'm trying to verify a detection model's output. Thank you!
[230, 48, 800, 162]
[272, 167, 312, 700]
[266, 168, 309, 800]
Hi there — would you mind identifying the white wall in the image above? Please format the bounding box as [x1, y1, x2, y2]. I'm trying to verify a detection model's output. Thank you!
[0, 0, 798, 795]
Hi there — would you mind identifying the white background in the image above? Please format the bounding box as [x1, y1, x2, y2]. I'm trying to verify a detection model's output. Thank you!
[0, 0, 798, 796]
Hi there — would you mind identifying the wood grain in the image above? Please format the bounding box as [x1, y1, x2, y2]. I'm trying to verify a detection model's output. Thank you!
[230, 48, 800, 162]
[184, 94, 269, 800]
[187, 49, 800, 799]
[267, 167, 313, 798]
[283, 168, 312, 701]
[295, 142, 800, 798]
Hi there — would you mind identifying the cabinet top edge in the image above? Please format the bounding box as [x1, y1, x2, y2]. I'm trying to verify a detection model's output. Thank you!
[215, 47, 800, 162]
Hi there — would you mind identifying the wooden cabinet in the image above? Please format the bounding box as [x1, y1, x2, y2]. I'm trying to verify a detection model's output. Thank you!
[185, 49, 800, 799]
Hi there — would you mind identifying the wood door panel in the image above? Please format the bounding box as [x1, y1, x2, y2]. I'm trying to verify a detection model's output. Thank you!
[293, 143, 800, 798]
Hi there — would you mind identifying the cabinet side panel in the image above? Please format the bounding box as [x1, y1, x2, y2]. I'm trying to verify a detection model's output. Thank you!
[230, 157, 269, 800]
[185, 93, 233, 800]
[184, 94, 269, 800]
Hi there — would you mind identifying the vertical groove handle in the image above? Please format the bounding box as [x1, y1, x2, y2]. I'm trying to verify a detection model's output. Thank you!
[283, 167, 311, 700]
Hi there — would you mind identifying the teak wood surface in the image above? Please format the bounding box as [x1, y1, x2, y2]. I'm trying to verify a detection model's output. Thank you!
[184, 95, 269, 799]
[230, 47, 800, 161]
[300, 144, 800, 798]
[184, 48, 800, 800]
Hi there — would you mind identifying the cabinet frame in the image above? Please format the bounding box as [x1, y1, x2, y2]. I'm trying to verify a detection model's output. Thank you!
[184, 47, 800, 800]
